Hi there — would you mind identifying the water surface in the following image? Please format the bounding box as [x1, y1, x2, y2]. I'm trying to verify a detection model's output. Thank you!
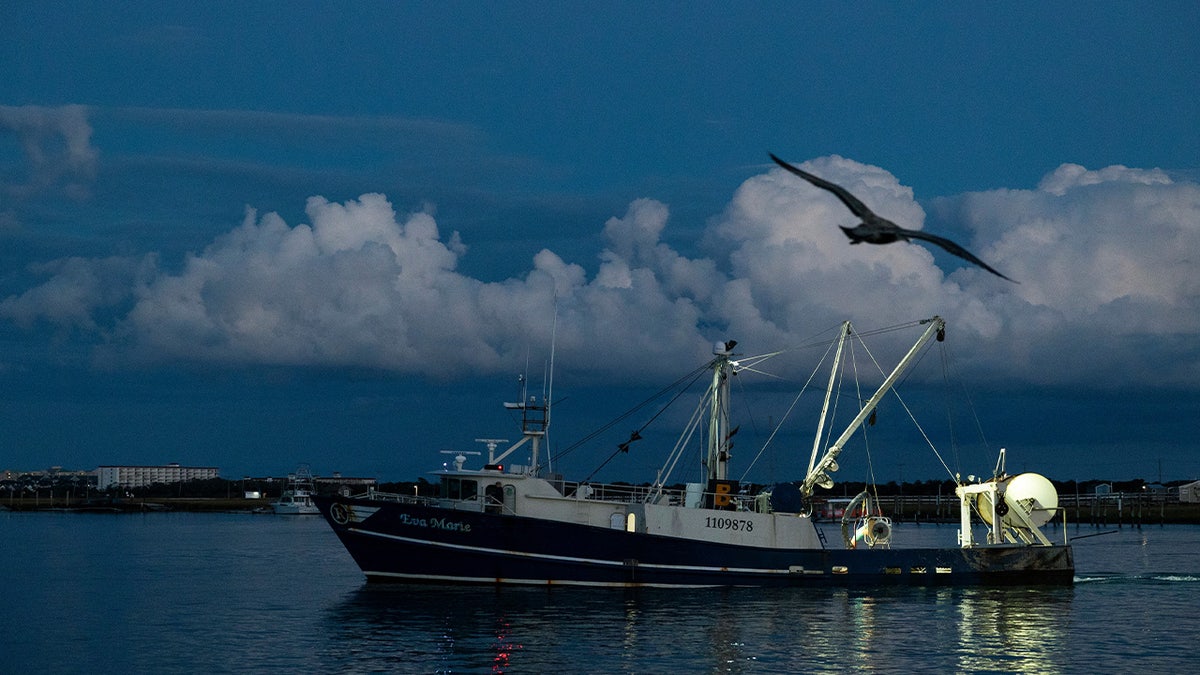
[2, 512, 1194, 673]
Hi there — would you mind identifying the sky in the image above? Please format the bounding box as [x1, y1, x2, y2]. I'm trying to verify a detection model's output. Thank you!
[2, 3, 1198, 486]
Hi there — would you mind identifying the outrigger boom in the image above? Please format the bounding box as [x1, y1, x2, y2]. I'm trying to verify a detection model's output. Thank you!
[802, 316, 945, 496]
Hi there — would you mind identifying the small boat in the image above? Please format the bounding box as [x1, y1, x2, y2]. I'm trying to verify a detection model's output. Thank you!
[271, 465, 320, 515]
[315, 316, 1074, 586]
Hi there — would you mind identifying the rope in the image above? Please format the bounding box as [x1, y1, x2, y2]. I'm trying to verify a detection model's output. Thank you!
[737, 336, 840, 481]
[552, 361, 710, 466]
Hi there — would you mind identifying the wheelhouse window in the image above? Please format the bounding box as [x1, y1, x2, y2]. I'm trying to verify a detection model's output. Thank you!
[442, 477, 479, 501]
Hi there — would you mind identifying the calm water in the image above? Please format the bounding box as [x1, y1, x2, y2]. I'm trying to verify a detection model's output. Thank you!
[2, 511, 1196, 673]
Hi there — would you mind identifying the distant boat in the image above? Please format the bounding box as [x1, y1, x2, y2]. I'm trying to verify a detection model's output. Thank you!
[271, 465, 320, 515]
[316, 316, 1074, 586]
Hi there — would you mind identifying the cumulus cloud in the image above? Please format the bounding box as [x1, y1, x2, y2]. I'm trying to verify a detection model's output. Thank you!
[711, 155, 965, 336]
[2, 157, 1197, 390]
[939, 164, 1200, 386]
[0, 255, 155, 331]
[1037, 163, 1173, 196]
[0, 104, 98, 199]
[88, 194, 711, 379]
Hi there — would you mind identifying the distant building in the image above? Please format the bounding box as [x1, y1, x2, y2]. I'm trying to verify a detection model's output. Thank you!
[3, 467, 93, 481]
[1180, 480, 1200, 504]
[96, 464, 219, 490]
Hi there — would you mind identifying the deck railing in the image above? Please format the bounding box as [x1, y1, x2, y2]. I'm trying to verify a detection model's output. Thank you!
[351, 481, 1196, 524]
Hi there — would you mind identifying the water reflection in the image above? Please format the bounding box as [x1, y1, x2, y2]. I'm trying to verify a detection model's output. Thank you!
[320, 583, 1073, 673]
[951, 588, 1073, 674]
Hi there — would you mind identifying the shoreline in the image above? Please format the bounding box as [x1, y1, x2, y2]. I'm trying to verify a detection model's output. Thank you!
[6, 495, 1200, 525]
[1, 497, 271, 513]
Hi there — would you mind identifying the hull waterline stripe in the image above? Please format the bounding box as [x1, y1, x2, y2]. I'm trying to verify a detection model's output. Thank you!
[362, 570, 720, 588]
[345, 526, 801, 576]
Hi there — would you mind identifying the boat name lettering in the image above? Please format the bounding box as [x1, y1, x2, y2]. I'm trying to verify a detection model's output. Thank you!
[397, 513, 472, 533]
[705, 516, 753, 532]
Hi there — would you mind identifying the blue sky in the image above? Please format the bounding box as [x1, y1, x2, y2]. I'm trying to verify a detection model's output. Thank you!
[2, 3, 1198, 485]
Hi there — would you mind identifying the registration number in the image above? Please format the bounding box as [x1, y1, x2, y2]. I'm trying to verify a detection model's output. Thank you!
[705, 516, 753, 532]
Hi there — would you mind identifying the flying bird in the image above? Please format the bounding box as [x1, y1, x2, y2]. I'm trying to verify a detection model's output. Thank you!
[769, 153, 1016, 282]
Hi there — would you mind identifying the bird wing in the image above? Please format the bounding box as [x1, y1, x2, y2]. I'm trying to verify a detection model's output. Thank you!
[770, 153, 876, 219]
[770, 153, 1016, 282]
[901, 228, 1017, 283]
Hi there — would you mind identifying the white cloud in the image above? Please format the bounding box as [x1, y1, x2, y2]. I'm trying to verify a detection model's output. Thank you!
[0, 255, 155, 331]
[713, 156, 955, 333]
[0, 104, 98, 199]
[1037, 163, 1172, 196]
[939, 165, 1200, 385]
[3, 158, 1198, 390]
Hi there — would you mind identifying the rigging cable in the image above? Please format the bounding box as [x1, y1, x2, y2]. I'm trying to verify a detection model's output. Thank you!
[648, 385, 714, 498]
[849, 336, 882, 503]
[940, 338, 992, 478]
[851, 326, 959, 483]
[550, 362, 709, 466]
[566, 361, 712, 480]
[939, 342, 963, 477]
[736, 336, 840, 482]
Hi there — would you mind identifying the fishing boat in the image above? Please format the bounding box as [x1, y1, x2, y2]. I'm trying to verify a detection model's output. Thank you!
[315, 316, 1074, 586]
[271, 465, 320, 515]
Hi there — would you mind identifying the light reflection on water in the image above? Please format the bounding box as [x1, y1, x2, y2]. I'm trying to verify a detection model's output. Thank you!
[2, 514, 1197, 673]
[317, 583, 1085, 673]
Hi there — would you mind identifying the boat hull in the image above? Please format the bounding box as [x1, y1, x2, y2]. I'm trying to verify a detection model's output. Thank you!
[271, 503, 320, 515]
[315, 496, 1074, 587]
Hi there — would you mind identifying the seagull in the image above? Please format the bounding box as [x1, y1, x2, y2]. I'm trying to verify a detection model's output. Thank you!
[769, 153, 1015, 282]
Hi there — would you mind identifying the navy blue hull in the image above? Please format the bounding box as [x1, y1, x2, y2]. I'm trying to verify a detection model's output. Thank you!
[315, 496, 1074, 587]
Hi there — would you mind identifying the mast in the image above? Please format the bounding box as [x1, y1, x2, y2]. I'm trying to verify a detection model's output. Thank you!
[800, 316, 945, 496]
[705, 341, 737, 483]
[494, 374, 548, 474]
[544, 293, 558, 474]
[494, 296, 557, 476]
[809, 321, 851, 475]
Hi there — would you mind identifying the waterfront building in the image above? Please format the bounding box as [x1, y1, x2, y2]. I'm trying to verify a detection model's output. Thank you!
[1181, 480, 1200, 503]
[96, 464, 219, 490]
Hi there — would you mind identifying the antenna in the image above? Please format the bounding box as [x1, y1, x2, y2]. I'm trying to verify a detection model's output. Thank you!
[545, 292, 558, 473]
[474, 438, 510, 464]
[439, 449, 481, 471]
